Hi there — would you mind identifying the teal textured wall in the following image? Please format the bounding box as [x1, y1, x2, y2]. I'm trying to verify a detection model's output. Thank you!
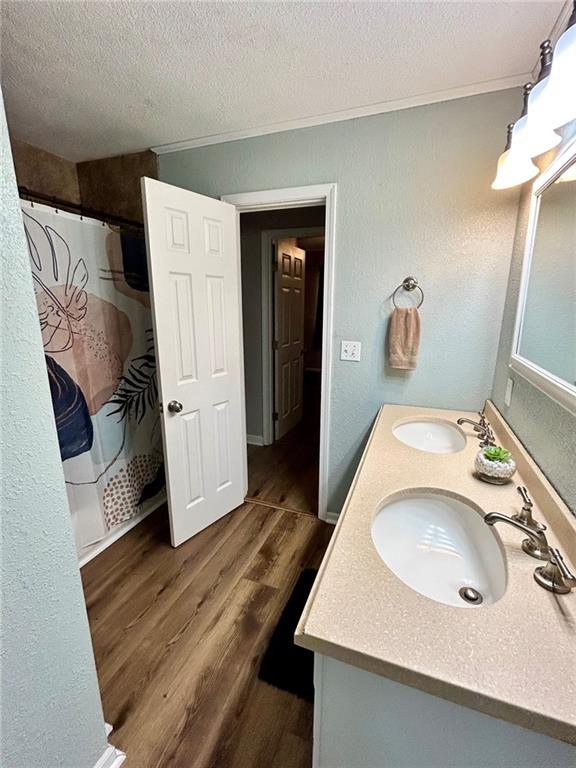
[0, 92, 108, 767]
[160, 89, 521, 512]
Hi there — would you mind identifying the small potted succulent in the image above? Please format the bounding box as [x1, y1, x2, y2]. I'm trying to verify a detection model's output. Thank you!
[474, 445, 516, 485]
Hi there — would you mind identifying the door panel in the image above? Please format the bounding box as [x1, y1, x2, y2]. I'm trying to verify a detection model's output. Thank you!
[213, 400, 232, 490]
[207, 275, 227, 375]
[171, 272, 198, 382]
[142, 178, 246, 546]
[182, 410, 204, 507]
[274, 239, 306, 440]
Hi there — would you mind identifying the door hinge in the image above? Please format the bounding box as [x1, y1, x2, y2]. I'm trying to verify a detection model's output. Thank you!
[273, 411, 279, 421]
[272, 340, 279, 351]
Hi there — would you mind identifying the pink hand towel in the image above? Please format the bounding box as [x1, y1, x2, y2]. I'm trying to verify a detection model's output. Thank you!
[389, 307, 421, 370]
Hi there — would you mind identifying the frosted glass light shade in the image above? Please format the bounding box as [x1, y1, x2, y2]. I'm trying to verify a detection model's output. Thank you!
[509, 114, 528, 152]
[544, 23, 576, 129]
[522, 77, 562, 157]
[491, 148, 539, 190]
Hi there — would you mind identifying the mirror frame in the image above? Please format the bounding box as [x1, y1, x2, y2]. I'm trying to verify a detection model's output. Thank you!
[510, 135, 576, 417]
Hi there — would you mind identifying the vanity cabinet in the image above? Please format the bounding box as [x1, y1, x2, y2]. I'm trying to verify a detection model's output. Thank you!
[296, 404, 576, 768]
[313, 654, 576, 768]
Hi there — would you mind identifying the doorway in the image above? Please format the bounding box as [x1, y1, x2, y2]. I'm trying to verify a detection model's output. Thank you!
[224, 184, 337, 522]
[239, 215, 325, 515]
[140, 181, 336, 547]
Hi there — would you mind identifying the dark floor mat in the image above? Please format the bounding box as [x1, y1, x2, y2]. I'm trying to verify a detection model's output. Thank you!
[258, 569, 317, 702]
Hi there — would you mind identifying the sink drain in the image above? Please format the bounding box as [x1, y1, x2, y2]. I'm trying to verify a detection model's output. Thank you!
[458, 586, 483, 605]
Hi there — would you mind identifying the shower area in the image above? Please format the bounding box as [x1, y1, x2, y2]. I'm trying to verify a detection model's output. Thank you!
[20, 193, 166, 562]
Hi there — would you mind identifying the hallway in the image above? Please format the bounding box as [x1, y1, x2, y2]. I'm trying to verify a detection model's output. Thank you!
[246, 371, 321, 516]
[246, 424, 319, 515]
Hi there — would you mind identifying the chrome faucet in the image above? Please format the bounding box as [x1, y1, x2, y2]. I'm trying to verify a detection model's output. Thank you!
[457, 417, 495, 448]
[457, 417, 486, 432]
[456, 411, 495, 448]
[485, 510, 576, 595]
[484, 512, 550, 561]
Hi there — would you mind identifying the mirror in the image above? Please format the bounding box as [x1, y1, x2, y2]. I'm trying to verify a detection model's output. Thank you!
[519, 173, 576, 381]
[511, 143, 576, 414]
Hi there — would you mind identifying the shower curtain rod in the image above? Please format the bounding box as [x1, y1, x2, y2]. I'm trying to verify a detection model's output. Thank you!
[18, 186, 144, 231]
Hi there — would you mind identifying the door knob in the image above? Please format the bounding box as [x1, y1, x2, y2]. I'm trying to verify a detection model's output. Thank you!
[167, 400, 183, 414]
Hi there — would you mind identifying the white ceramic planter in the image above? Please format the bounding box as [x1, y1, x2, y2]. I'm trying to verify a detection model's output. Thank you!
[474, 450, 516, 484]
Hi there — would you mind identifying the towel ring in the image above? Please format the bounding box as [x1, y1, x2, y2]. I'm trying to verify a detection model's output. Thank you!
[392, 276, 424, 309]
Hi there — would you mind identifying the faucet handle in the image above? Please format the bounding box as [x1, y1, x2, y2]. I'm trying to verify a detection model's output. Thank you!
[477, 411, 488, 429]
[550, 548, 576, 586]
[517, 485, 532, 509]
[534, 547, 576, 594]
[513, 486, 545, 531]
[479, 426, 495, 448]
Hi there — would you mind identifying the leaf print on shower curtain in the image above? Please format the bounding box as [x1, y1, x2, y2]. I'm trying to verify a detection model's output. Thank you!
[24, 210, 89, 353]
[22, 201, 165, 554]
[45, 354, 93, 461]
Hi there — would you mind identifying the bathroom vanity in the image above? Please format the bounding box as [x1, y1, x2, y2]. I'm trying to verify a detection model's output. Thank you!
[296, 403, 576, 768]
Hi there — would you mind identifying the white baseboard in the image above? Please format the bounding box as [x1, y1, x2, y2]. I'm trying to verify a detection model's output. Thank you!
[246, 434, 265, 446]
[79, 492, 167, 568]
[93, 744, 126, 768]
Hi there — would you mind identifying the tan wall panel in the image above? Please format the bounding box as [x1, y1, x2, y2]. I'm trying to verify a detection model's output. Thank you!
[78, 150, 157, 223]
[11, 139, 81, 204]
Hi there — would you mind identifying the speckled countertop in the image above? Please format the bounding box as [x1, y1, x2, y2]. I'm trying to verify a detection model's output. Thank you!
[296, 403, 576, 745]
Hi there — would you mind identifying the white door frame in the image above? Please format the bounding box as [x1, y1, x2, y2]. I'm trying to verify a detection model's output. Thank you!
[260, 226, 325, 446]
[222, 184, 337, 523]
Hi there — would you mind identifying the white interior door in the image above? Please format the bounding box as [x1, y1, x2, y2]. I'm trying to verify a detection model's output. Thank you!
[274, 239, 306, 440]
[142, 178, 247, 546]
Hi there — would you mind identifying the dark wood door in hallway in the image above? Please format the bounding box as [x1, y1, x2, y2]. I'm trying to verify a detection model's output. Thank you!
[82, 503, 332, 768]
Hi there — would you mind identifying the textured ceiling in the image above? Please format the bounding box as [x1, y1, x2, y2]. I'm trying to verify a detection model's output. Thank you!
[0, 1, 565, 162]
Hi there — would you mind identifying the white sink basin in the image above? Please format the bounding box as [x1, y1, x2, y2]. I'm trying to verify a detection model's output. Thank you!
[393, 419, 466, 453]
[371, 491, 506, 607]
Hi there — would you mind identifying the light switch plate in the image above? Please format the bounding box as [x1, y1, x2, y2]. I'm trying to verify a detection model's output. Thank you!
[341, 340, 362, 362]
[504, 377, 514, 407]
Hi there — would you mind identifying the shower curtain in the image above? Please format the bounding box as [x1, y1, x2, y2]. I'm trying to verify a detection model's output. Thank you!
[21, 200, 165, 556]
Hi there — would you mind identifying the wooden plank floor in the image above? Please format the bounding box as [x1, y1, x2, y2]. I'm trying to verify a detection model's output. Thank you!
[247, 372, 321, 516]
[82, 502, 332, 768]
[246, 424, 319, 516]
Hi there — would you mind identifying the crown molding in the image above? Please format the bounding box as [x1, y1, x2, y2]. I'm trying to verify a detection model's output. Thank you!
[549, 0, 574, 45]
[152, 73, 527, 155]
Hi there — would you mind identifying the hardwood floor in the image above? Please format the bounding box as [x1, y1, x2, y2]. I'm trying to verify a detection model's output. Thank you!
[82, 502, 332, 768]
[246, 424, 319, 515]
[247, 372, 321, 516]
